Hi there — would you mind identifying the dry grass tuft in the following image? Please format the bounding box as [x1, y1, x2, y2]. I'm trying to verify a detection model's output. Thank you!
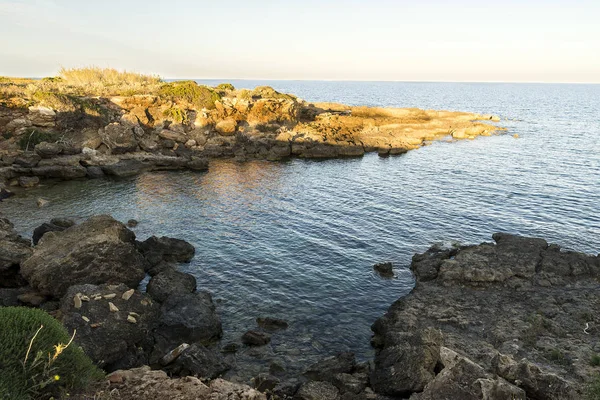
[59, 67, 161, 86]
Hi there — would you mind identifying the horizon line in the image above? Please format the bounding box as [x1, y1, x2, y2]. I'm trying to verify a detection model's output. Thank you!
[7, 75, 599, 85]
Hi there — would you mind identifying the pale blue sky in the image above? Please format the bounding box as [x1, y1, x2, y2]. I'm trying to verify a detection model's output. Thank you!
[1, 0, 599, 82]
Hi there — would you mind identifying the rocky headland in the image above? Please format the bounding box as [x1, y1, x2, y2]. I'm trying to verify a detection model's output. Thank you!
[2, 210, 599, 399]
[0, 72, 503, 193]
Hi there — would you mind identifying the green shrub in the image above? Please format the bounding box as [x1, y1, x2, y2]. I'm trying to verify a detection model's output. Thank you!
[591, 354, 600, 367]
[163, 106, 188, 124]
[18, 129, 59, 151]
[158, 81, 220, 109]
[216, 83, 235, 91]
[0, 307, 103, 400]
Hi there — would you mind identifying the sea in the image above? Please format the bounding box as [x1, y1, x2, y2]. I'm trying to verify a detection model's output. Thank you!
[2, 81, 599, 380]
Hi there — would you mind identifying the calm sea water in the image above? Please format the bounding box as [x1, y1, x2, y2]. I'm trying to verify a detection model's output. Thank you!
[2, 81, 599, 380]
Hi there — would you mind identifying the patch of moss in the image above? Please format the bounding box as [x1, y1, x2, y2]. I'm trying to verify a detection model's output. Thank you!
[0, 307, 103, 400]
[32, 91, 78, 112]
[18, 129, 59, 151]
[591, 354, 600, 367]
[163, 106, 188, 124]
[158, 81, 221, 109]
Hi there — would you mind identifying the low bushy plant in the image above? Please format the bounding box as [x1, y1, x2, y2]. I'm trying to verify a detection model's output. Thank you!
[158, 80, 221, 109]
[163, 106, 188, 124]
[0, 307, 103, 400]
[216, 83, 235, 91]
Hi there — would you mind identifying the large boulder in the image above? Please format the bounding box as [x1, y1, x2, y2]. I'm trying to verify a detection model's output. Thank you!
[137, 235, 195, 266]
[60, 283, 160, 370]
[20, 215, 147, 297]
[0, 217, 31, 288]
[146, 267, 197, 303]
[99, 123, 138, 154]
[152, 292, 222, 362]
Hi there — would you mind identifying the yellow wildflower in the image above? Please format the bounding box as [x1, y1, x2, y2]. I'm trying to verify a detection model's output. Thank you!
[54, 375, 60, 381]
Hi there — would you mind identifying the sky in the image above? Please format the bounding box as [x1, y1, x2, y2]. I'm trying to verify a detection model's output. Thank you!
[0, 0, 599, 83]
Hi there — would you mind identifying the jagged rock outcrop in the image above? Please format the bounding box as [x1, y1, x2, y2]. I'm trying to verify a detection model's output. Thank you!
[371, 233, 600, 399]
[20, 215, 147, 297]
[0, 82, 504, 187]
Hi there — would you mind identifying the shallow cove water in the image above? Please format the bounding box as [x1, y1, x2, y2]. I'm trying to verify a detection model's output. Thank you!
[2, 82, 600, 380]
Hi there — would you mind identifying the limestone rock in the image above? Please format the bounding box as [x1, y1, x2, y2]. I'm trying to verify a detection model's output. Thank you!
[215, 119, 237, 136]
[99, 123, 138, 154]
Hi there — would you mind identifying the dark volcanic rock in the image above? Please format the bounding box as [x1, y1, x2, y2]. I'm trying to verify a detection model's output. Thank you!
[167, 343, 231, 379]
[0, 217, 32, 288]
[242, 330, 271, 346]
[370, 233, 598, 399]
[60, 283, 160, 370]
[146, 267, 197, 303]
[372, 262, 393, 278]
[137, 235, 195, 265]
[153, 292, 222, 361]
[21, 215, 147, 297]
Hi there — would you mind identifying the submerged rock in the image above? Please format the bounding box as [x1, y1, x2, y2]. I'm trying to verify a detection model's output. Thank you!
[242, 330, 271, 346]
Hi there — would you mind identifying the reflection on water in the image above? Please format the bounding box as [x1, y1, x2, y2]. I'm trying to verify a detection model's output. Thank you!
[2, 81, 599, 382]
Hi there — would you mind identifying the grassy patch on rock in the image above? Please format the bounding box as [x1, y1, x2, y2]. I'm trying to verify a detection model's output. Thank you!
[0, 307, 103, 400]
[158, 80, 221, 110]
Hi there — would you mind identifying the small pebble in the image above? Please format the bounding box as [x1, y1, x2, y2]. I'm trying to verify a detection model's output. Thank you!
[80, 295, 90, 302]
[73, 295, 82, 309]
[82, 316, 90, 323]
[103, 293, 116, 299]
[127, 315, 137, 324]
[108, 302, 119, 312]
[122, 289, 135, 301]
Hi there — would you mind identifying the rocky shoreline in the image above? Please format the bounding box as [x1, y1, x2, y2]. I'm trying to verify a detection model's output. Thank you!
[2, 210, 598, 399]
[1, 80, 503, 194]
